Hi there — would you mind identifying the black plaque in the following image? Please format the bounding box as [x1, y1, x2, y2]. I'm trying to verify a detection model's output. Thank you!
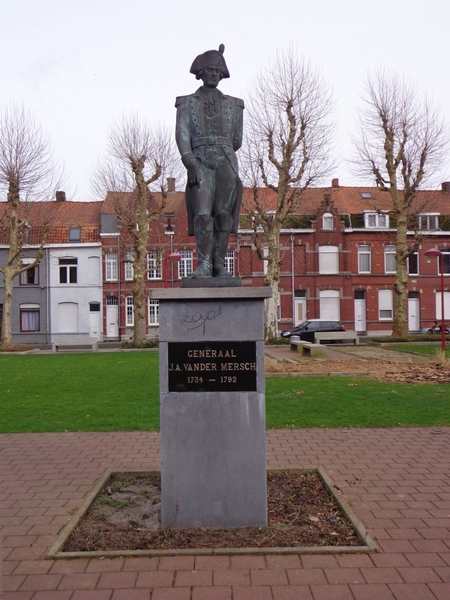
[168, 341, 257, 393]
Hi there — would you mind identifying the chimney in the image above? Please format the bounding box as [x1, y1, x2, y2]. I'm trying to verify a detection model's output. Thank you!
[167, 178, 175, 193]
[55, 190, 66, 202]
[331, 178, 339, 188]
[442, 182, 450, 193]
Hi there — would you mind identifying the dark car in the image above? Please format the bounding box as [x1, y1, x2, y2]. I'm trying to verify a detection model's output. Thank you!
[280, 319, 346, 342]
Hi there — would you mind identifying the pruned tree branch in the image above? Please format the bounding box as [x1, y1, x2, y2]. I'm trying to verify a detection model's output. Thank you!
[241, 47, 335, 340]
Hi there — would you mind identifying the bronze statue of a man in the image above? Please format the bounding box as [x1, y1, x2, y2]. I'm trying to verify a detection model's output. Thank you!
[175, 44, 244, 278]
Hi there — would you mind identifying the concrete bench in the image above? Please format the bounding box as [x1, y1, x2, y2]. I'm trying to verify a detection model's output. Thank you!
[314, 331, 359, 345]
[52, 337, 98, 353]
[290, 337, 328, 358]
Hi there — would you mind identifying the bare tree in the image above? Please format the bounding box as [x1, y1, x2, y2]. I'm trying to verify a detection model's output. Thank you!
[92, 114, 182, 345]
[242, 48, 335, 340]
[354, 72, 449, 337]
[0, 105, 63, 349]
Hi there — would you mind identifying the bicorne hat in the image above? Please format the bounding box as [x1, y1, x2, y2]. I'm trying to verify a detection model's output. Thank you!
[190, 44, 230, 79]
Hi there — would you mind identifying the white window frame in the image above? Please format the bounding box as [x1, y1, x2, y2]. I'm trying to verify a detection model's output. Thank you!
[126, 297, 134, 326]
[263, 246, 269, 275]
[105, 253, 118, 281]
[148, 299, 159, 325]
[147, 251, 162, 280]
[384, 245, 396, 274]
[319, 246, 339, 274]
[322, 212, 334, 231]
[378, 289, 393, 321]
[59, 258, 78, 284]
[224, 250, 235, 277]
[437, 250, 450, 275]
[417, 213, 439, 231]
[178, 250, 193, 278]
[363, 212, 389, 229]
[125, 252, 134, 281]
[408, 252, 419, 276]
[358, 245, 371, 274]
[20, 258, 39, 285]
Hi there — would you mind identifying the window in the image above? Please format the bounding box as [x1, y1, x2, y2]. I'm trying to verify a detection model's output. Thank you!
[20, 263, 39, 285]
[385, 245, 396, 273]
[417, 214, 439, 231]
[148, 299, 159, 325]
[20, 304, 40, 331]
[179, 250, 193, 278]
[378, 214, 389, 228]
[68, 227, 81, 242]
[59, 258, 77, 283]
[263, 246, 269, 275]
[147, 251, 162, 279]
[322, 212, 334, 231]
[360, 191, 373, 199]
[319, 246, 339, 274]
[437, 250, 450, 275]
[105, 253, 118, 281]
[224, 250, 235, 276]
[363, 212, 389, 228]
[125, 252, 134, 281]
[358, 245, 371, 273]
[136, 213, 149, 231]
[378, 289, 393, 320]
[408, 252, 419, 275]
[126, 297, 134, 326]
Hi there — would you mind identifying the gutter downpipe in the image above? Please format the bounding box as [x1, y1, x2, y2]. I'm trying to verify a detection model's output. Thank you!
[46, 247, 51, 344]
[290, 234, 295, 325]
[117, 236, 121, 341]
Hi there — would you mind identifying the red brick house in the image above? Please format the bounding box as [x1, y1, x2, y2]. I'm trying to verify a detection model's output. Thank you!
[98, 179, 450, 339]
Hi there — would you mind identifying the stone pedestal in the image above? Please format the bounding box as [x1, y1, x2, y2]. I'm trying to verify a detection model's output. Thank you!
[150, 287, 271, 529]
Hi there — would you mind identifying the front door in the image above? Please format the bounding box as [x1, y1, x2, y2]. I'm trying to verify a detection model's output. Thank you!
[106, 297, 119, 338]
[89, 302, 101, 340]
[354, 291, 366, 333]
[294, 297, 306, 325]
[408, 297, 420, 332]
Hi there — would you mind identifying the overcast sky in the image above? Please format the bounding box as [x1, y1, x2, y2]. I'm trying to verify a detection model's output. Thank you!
[2, 0, 450, 199]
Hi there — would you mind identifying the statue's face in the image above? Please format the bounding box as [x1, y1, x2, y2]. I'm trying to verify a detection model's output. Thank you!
[201, 66, 221, 88]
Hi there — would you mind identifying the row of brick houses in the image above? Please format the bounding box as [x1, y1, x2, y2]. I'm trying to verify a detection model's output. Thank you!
[1, 179, 450, 344]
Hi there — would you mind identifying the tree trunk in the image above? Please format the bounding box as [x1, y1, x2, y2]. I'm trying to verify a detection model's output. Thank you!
[392, 215, 409, 337]
[0, 264, 14, 348]
[1, 192, 20, 349]
[264, 231, 280, 341]
[264, 281, 278, 341]
[132, 245, 147, 345]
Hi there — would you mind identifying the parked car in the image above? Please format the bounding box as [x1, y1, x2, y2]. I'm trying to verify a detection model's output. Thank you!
[280, 319, 346, 343]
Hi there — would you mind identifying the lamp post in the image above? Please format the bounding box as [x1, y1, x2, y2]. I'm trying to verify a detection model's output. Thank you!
[425, 248, 446, 352]
[164, 219, 180, 288]
[165, 252, 181, 288]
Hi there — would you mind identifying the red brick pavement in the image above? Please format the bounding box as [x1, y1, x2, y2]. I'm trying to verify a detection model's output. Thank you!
[1, 428, 450, 599]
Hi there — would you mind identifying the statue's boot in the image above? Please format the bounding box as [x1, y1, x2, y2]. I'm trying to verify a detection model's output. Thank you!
[213, 213, 233, 277]
[190, 214, 213, 278]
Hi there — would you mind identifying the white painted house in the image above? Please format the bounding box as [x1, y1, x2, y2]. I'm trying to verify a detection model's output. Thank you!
[48, 243, 103, 342]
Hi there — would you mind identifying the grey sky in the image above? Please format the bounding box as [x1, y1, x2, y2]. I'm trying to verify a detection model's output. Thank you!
[2, 0, 449, 199]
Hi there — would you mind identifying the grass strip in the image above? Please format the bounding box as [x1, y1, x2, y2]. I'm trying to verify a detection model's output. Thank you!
[0, 352, 448, 433]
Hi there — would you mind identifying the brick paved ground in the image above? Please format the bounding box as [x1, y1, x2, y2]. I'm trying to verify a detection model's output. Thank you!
[1, 428, 450, 599]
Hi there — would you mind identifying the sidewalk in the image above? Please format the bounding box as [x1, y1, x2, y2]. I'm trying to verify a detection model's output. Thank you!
[1, 428, 449, 599]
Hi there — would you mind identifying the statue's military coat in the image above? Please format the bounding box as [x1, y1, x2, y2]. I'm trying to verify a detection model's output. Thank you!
[175, 88, 244, 235]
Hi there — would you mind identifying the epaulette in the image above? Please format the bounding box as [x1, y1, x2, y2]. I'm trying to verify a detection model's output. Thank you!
[175, 95, 190, 107]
